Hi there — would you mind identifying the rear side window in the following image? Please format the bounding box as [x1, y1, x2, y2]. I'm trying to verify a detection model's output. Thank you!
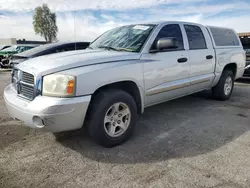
[43, 45, 69, 55]
[52, 44, 75, 54]
[151, 24, 184, 51]
[63, 44, 76, 51]
[76, 43, 89, 50]
[184, 25, 207, 50]
[210, 27, 240, 46]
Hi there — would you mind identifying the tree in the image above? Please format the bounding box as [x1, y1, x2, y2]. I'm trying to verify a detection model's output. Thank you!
[33, 4, 58, 43]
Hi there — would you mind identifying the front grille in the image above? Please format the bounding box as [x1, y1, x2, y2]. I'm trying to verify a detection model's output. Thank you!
[20, 84, 34, 99]
[22, 72, 34, 84]
[12, 69, 35, 100]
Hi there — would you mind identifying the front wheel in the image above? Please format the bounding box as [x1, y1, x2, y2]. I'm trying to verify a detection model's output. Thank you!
[212, 70, 234, 101]
[86, 89, 138, 148]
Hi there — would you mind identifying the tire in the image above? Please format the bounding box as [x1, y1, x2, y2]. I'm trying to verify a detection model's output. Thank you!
[212, 70, 234, 101]
[86, 89, 138, 148]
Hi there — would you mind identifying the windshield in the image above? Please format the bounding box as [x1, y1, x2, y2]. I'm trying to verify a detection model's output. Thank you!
[89, 24, 155, 52]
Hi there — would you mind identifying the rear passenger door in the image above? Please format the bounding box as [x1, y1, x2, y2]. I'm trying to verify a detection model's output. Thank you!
[183, 24, 215, 90]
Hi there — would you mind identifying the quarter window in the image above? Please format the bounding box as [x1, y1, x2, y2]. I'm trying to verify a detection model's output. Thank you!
[76, 43, 89, 50]
[184, 25, 207, 50]
[151, 24, 184, 51]
[64, 44, 76, 51]
[210, 27, 240, 46]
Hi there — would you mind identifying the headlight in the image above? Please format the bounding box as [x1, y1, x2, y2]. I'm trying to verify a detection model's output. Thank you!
[42, 74, 76, 97]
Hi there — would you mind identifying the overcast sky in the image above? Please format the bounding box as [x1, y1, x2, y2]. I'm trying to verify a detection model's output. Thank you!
[0, 0, 250, 42]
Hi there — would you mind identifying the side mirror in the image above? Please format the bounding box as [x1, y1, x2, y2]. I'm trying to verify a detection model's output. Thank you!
[156, 37, 179, 51]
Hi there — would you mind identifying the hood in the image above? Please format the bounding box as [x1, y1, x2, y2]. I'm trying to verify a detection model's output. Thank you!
[17, 49, 141, 76]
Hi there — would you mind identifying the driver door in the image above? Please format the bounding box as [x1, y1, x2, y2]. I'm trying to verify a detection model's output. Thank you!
[141, 24, 190, 107]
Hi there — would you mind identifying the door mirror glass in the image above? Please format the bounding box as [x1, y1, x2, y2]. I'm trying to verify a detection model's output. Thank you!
[156, 37, 178, 51]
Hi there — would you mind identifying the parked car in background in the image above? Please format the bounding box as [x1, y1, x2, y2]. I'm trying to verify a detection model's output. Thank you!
[9, 42, 90, 67]
[0, 45, 37, 68]
[4, 21, 245, 147]
[0, 45, 11, 51]
[0, 45, 11, 62]
[244, 49, 250, 76]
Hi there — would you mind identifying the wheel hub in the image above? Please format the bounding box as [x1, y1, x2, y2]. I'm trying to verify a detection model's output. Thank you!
[104, 102, 131, 137]
[224, 76, 233, 96]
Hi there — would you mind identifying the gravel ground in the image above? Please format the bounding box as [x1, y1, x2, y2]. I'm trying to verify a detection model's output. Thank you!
[0, 71, 250, 188]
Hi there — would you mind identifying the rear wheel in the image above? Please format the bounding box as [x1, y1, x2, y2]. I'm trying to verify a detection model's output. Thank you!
[212, 70, 234, 101]
[87, 89, 138, 148]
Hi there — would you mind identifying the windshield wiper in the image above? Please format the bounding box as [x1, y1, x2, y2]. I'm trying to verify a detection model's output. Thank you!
[87, 46, 94, 50]
[97, 46, 121, 52]
[117, 48, 137, 52]
[98, 46, 136, 52]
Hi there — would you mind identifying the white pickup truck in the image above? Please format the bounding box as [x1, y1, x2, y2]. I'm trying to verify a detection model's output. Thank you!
[4, 21, 245, 147]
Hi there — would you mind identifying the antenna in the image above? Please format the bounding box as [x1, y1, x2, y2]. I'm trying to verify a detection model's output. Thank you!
[74, 11, 76, 50]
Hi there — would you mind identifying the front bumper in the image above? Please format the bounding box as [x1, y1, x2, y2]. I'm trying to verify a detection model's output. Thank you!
[4, 84, 91, 132]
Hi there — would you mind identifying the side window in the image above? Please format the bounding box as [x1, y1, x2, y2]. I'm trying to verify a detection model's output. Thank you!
[54, 46, 66, 53]
[56, 44, 75, 52]
[184, 25, 207, 50]
[43, 48, 56, 55]
[64, 44, 76, 51]
[76, 43, 89, 50]
[210, 27, 240, 46]
[52, 44, 75, 53]
[44, 46, 67, 55]
[151, 24, 184, 51]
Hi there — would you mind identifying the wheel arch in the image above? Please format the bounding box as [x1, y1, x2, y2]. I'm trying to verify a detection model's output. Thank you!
[212, 62, 238, 87]
[89, 80, 144, 114]
[223, 63, 237, 78]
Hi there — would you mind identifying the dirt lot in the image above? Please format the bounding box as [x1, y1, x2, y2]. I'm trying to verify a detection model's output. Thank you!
[0, 70, 250, 188]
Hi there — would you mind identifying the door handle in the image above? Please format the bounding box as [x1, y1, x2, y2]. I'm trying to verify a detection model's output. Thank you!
[206, 55, 213, 59]
[177, 58, 188, 63]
